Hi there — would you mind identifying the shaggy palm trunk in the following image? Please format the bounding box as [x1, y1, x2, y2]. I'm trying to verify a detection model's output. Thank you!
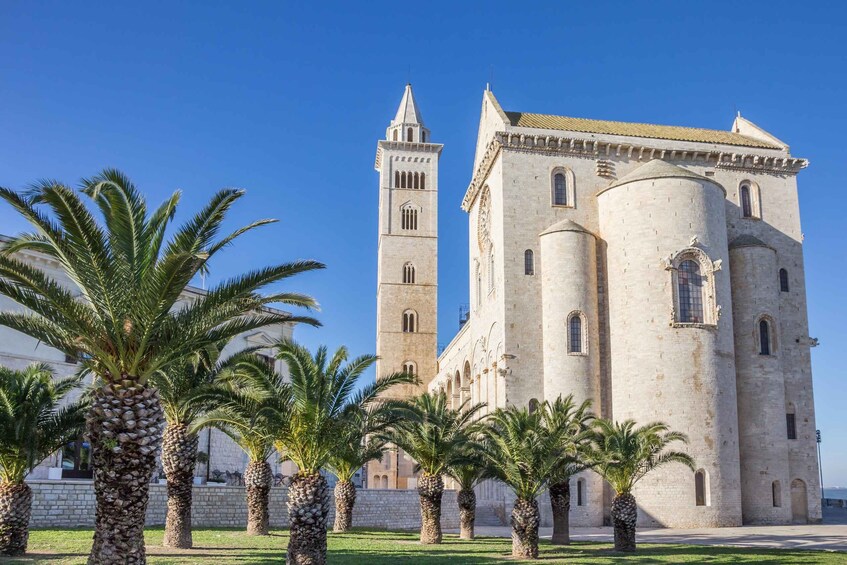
[161, 423, 198, 548]
[88, 381, 165, 565]
[245, 460, 272, 536]
[0, 482, 32, 556]
[611, 492, 637, 552]
[417, 473, 444, 544]
[549, 480, 571, 545]
[287, 472, 330, 565]
[457, 488, 476, 540]
[333, 479, 356, 533]
[511, 497, 540, 559]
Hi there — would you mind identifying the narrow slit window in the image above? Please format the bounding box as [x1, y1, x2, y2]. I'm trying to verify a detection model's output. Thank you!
[759, 319, 771, 355]
[780, 268, 789, 292]
[741, 185, 753, 218]
[568, 315, 583, 353]
[695, 470, 706, 506]
[524, 249, 534, 275]
[786, 413, 797, 440]
[420, 172, 425, 190]
[577, 479, 585, 506]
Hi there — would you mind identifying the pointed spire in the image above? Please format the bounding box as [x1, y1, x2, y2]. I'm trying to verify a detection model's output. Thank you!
[392, 83, 424, 126]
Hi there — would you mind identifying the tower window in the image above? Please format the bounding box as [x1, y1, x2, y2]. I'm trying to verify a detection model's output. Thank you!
[392, 130, 398, 141]
[403, 262, 416, 284]
[395, 171, 400, 188]
[524, 249, 534, 275]
[414, 172, 420, 189]
[677, 260, 704, 323]
[401, 206, 419, 230]
[407, 127, 413, 142]
[759, 319, 772, 355]
[553, 173, 567, 206]
[739, 181, 761, 219]
[402, 310, 418, 333]
[779, 268, 790, 292]
[576, 479, 585, 506]
[403, 361, 417, 376]
[695, 470, 707, 506]
[421, 131, 426, 143]
[568, 313, 584, 354]
[741, 184, 752, 218]
[420, 172, 425, 190]
[786, 413, 797, 440]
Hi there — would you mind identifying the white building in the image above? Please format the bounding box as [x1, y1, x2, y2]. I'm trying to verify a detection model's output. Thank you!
[0, 234, 294, 483]
[376, 85, 822, 527]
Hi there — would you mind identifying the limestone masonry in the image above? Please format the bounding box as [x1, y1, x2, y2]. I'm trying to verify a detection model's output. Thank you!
[375, 85, 821, 528]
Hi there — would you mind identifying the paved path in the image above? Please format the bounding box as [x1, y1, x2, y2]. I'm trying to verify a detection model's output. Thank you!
[451, 519, 847, 552]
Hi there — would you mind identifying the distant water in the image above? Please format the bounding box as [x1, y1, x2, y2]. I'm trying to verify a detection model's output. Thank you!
[824, 488, 847, 500]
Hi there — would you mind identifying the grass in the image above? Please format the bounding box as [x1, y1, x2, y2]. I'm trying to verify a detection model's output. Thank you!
[9, 528, 842, 564]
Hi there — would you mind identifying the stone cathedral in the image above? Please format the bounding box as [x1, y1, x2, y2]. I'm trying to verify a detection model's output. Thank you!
[370, 84, 822, 528]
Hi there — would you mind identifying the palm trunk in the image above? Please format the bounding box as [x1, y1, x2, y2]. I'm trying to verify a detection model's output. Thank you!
[245, 460, 272, 536]
[287, 472, 330, 565]
[162, 423, 198, 548]
[417, 473, 443, 544]
[87, 381, 165, 565]
[333, 479, 356, 533]
[611, 492, 637, 552]
[511, 497, 540, 559]
[0, 482, 32, 556]
[457, 488, 476, 540]
[549, 480, 570, 545]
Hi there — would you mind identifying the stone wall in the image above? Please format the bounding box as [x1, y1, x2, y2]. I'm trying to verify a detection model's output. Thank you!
[28, 480, 460, 530]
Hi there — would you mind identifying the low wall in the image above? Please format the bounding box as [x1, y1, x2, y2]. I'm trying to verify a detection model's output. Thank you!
[28, 480, 459, 530]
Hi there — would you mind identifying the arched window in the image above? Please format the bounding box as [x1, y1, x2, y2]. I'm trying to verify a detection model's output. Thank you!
[392, 130, 398, 141]
[524, 250, 534, 275]
[407, 127, 413, 142]
[759, 319, 772, 355]
[553, 173, 567, 206]
[401, 206, 418, 230]
[786, 403, 797, 440]
[394, 171, 400, 188]
[413, 172, 419, 189]
[677, 260, 704, 323]
[403, 361, 417, 376]
[381, 475, 388, 489]
[576, 478, 586, 506]
[780, 268, 790, 292]
[740, 184, 752, 218]
[528, 398, 539, 413]
[695, 470, 708, 506]
[421, 131, 426, 143]
[772, 480, 782, 507]
[403, 262, 416, 284]
[420, 172, 426, 190]
[568, 313, 584, 354]
[402, 310, 417, 333]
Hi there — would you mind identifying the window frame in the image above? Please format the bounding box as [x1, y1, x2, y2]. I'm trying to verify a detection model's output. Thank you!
[550, 167, 576, 208]
[667, 247, 720, 328]
[524, 249, 534, 276]
[756, 315, 776, 355]
[402, 310, 418, 333]
[403, 262, 416, 284]
[739, 180, 762, 220]
[567, 311, 587, 355]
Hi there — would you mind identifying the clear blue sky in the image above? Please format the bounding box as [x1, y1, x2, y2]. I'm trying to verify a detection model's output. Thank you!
[1, 2, 845, 485]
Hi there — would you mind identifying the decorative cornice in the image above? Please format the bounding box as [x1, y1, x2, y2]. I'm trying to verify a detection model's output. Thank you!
[461, 132, 808, 211]
[375, 140, 443, 171]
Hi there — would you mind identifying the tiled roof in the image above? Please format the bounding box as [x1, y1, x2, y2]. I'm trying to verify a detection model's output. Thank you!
[505, 111, 780, 149]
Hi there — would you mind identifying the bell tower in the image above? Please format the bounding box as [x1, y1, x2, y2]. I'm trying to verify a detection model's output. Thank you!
[375, 84, 441, 399]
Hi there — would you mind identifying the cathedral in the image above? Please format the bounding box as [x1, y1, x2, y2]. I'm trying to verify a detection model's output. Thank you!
[370, 84, 822, 528]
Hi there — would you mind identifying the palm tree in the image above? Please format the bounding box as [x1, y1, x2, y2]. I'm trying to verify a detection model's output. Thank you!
[446, 449, 487, 540]
[150, 342, 260, 548]
[273, 341, 415, 565]
[591, 419, 695, 552]
[389, 392, 485, 544]
[0, 171, 323, 563]
[325, 403, 403, 533]
[194, 355, 290, 536]
[541, 395, 595, 545]
[0, 364, 87, 555]
[478, 406, 568, 559]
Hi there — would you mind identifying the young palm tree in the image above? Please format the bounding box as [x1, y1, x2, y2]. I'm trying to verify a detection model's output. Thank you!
[325, 404, 403, 533]
[592, 419, 694, 552]
[150, 342, 260, 548]
[0, 364, 87, 555]
[0, 171, 323, 563]
[273, 341, 415, 565]
[194, 355, 290, 536]
[479, 406, 568, 559]
[541, 395, 595, 545]
[389, 392, 485, 545]
[446, 449, 487, 540]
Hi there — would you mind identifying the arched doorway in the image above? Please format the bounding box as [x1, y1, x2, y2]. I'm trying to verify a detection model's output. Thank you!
[791, 479, 808, 524]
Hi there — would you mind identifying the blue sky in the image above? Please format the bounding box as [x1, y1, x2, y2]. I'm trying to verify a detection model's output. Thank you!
[1, 2, 845, 485]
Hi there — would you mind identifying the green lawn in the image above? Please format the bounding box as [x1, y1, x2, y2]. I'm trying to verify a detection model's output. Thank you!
[9, 528, 842, 564]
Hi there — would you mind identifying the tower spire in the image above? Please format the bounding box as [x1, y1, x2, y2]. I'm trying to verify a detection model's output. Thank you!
[387, 84, 430, 143]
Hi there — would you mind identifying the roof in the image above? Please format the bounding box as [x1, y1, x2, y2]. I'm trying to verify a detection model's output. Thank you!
[392, 84, 424, 126]
[606, 159, 714, 190]
[729, 234, 772, 250]
[505, 111, 780, 149]
[540, 219, 593, 237]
